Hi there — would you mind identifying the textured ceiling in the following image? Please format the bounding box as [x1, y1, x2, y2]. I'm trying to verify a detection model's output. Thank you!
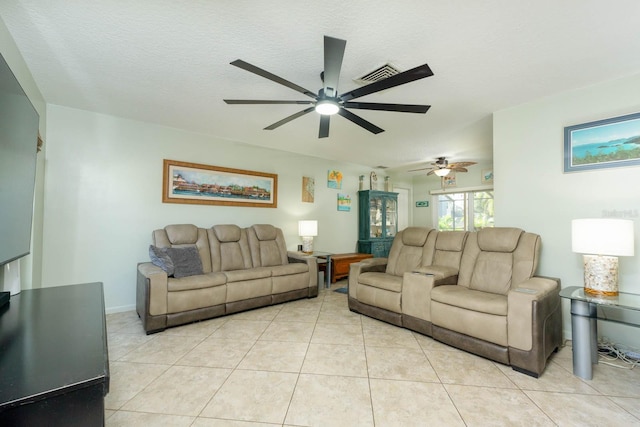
[2, 0, 640, 174]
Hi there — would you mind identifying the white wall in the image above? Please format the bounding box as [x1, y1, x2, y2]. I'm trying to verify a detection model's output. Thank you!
[0, 17, 47, 291]
[494, 72, 640, 348]
[43, 105, 376, 312]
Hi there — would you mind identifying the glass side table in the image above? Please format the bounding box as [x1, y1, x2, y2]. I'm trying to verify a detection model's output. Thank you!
[559, 286, 640, 380]
[300, 251, 333, 289]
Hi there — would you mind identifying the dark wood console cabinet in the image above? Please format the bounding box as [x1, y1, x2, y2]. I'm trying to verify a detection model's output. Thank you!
[0, 282, 109, 426]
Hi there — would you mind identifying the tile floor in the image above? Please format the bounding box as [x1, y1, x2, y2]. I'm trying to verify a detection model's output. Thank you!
[105, 281, 640, 426]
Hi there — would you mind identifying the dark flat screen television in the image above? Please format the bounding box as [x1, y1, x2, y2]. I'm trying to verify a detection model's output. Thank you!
[0, 52, 40, 267]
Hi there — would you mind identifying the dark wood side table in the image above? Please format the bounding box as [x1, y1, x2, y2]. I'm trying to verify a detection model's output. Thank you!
[319, 253, 374, 283]
[0, 282, 109, 426]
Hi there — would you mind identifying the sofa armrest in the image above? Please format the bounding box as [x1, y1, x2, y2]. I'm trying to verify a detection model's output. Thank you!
[287, 251, 310, 262]
[348, 258, 388, 298]
[507, 276, 561, 351]
[137, 262, 169, 316]
[287, 251, 318, 289]
[355, 257, 388, 272]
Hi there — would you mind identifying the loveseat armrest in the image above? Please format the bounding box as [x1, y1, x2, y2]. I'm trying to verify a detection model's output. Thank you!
[287, 251, 318, 290]
[354, 257, 388, 272]
[348, 258, 388, 298]
[287, 251, 312, 263]
[507, 276, 561, 352]
[137, 262, 169, 322]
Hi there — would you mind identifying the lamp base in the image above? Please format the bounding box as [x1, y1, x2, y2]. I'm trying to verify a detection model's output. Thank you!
[301, 236, 314, 254]
[583, 254, 619, 296]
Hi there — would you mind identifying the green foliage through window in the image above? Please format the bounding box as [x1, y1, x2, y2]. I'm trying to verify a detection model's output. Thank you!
[437, 191, 494, 231]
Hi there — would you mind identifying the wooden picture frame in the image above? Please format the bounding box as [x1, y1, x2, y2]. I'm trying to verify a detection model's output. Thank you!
[162, 159, 277, 208]
[564, 111, 640, 173]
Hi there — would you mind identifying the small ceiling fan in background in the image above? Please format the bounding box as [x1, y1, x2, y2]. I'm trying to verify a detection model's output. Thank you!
[409, 157, 477, 177]
[224, 35, 433, 138]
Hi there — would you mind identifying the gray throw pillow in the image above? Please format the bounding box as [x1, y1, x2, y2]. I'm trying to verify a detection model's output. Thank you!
[164, 246, 204, 278]
[149, 245, 175, 276]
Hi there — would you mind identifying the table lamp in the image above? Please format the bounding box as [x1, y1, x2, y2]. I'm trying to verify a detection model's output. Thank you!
[571, 218, 634, 296]
[298, 220, 318, 254]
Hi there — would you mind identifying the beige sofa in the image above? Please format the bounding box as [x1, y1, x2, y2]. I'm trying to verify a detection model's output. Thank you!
[137, 224, 317, 334]
[349, 226, 562, 377]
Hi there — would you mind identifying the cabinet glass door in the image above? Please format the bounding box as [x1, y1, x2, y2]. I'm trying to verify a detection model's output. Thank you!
[385, 197, 397, 237]
[369, 197, 382, 238]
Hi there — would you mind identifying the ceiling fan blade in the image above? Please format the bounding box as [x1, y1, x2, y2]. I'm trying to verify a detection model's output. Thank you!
[343, 102, 430, 114]
[448, 161, 477, 168]
[319, 115, 330, 138]
[407, 166, 433, 172]
[264, 107, 315, 130]
[230, 59, 317, 99]
[323, 36, 346, 98]
[337, 108, 384, 134]
[450, 167, 468, 173]
[340, 63, 434, 102]
[224, 100, 313, 105]
[426, 170, 436, 176]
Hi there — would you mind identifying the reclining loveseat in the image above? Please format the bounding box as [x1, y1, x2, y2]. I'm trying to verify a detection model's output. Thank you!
[137, 223, 317, 334]
[349, 226, 562, 377]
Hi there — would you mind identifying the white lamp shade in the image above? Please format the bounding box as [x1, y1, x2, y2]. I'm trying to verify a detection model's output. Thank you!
[298, 220, 318, 237]
[434, 168, 450, 177]
[571, 218, 634, 256]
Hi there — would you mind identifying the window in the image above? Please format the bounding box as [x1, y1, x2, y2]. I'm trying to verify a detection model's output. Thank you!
[434, 190, 494, 231]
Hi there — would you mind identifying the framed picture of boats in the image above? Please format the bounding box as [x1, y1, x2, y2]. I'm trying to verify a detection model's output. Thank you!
[162, 159, 278, 208]
[564, 111, 640, 173]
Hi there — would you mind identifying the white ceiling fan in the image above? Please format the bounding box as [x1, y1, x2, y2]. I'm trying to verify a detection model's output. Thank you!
[409, 157, 477, 177]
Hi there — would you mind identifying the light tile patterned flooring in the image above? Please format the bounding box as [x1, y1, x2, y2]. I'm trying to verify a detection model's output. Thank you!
[105, 281, 640, 426]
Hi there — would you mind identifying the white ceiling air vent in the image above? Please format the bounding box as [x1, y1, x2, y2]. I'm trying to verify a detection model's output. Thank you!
[353, 62, 401, 85]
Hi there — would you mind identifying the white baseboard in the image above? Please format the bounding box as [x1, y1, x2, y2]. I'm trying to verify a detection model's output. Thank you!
[105, 304, 136, 314]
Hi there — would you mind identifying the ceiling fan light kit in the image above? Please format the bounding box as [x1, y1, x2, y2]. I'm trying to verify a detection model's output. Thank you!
[223, 35, 433, 138]
[408, 156, 477, 177]
[315, 99, 339, 115]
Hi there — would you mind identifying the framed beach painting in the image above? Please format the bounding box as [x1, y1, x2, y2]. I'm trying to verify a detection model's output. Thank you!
[327, 169, 343, 189]
[162, 159, 277, 208]
[337, 193, 351, 211]
[564, 112, 640, 173]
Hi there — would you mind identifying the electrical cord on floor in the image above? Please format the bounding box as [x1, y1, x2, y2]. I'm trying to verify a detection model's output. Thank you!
[597, 338, 640, 370]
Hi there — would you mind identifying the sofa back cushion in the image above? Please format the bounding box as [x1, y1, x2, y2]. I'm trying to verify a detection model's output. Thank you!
[458, 227, 537, 295]
[386, 227, 431, 276]
[207, 224, 252, 272]
[431, 231, 468, 270]
[152, 224, 212, 273]
[247, 224, 289, 267]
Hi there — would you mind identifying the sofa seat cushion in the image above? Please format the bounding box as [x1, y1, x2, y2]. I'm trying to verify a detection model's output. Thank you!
[224, 267, 271, 283]
[168, 272, 227, 292]
[270, 262, 308, 277]
[356, 283, 401, 313]
[167, 286, 227, 314]
[431, 299, 508, 347]
[226, 277, 272, 302]
[358, 272, 403, 293]
[431, 285, 507, 316]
